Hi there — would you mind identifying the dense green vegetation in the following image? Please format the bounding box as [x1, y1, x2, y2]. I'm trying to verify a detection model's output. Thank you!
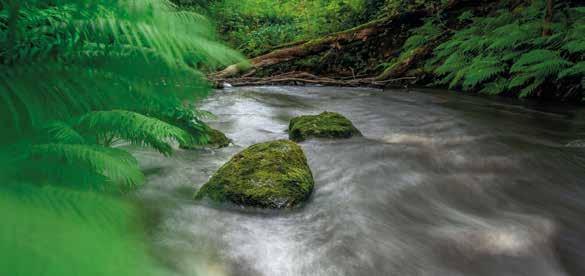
[198, 0, 584, 101]
[2, 0, 584, 274]
[395, 1, 585, 99]
[0, 0, 240, 274]
[179, 0, 380, 56]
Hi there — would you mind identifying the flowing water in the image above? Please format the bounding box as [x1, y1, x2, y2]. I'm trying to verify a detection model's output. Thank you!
[134, 86, 585, 276]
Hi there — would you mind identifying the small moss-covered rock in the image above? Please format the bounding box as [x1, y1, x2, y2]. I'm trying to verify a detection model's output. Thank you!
[194, 140, 314, 209]
[288, 111, 361, 142]
[181, 126, 230, 149]
[205, 127, 231, 148]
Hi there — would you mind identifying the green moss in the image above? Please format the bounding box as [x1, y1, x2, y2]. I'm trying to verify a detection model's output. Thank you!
[206, 127, 231, 148]
[194, 140, 314, 209]
[181, 125, 230, 149]
[288, 111, 361, 142]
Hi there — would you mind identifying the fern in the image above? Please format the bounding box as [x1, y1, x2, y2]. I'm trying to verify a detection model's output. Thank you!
[488, 22, 539, 50]
[509, 74, 533, 90]
[564, 40, 585, 54]
[0, 184, 164, 276]
[39, 121, 87, 144]
[402, 20, 442, 51]
[0, 0, 243, 140]
[462, 56, 506, 89]
[0, 0, 240, 193]
[519, 79, 545, 98]
[480, 78, 509, 95]
[508, 50, 572, 97]
[0, 1, 239, 272]
[433, 52, 471, 89]
[24, 144, 144, 191]
[73, 110, 193, 155]
[559, 62, 585, 79]
[428, 1, 584, 98]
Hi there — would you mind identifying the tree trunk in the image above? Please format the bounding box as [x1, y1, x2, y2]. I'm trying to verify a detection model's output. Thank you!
[212, 10, 429, 78]
[212, 0, 467, 79]
[542, 0, 554, 36]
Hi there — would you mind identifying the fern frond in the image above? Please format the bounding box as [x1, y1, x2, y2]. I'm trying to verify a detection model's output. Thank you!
[0, 0, 243, 140]
[501, 51, 522, 61]
[402, 20, 442, 51]
[435, 53, 468, 76]
[564, 40, 585, 54]
[480, 78, 509, 95]
[519, 79, 544, 98]
[511, 50, 571, 77]
[0, 184, 163, 275]
[73, 110, 192, 155]
[449, 68, 469, 89]
[511, 50, 559, 70]
[40, 121, 86, 144]
[488, 23, 523, 50]
[509, 74, 533, 89]
[458, 37, 489, 54]
[559, 62, 585, 79]
[462, 57, 506, 89]
[26, 144, 144, 190]
[506, 49, 571, 97]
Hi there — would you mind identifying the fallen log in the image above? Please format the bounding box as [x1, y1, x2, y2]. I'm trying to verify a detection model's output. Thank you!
[214, 72, 416, 88]
[375, 34, 449, 81]
[212, 0, 468, 80]
[212, 10, 429, 79]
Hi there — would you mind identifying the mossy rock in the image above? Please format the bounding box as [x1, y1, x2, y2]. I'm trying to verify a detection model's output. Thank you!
[180, 126, 230, 149]
[194, 140, 314, 209]
[205, 127, 231, 148]
[288, 111, 361, 142]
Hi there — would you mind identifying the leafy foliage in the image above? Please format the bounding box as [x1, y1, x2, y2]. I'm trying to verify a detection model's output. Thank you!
[0, 0, 242, 190]
[423, 1, 585, 99]
[25, 144, 145, 191]
[74, 110, 193, 155]
[0, 0, 239, 273]
[382, 19, 443, 75]
[194, 0, 378, 56]
[0, 184, 169, 276]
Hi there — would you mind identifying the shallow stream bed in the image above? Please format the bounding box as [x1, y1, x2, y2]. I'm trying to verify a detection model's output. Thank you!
[134, 86, 585, 276]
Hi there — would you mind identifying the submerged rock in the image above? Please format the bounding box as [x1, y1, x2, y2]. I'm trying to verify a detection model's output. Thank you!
[288, 111, 361, 142]
[181, 126, 230, 149]
[194, 140, 314, 209]
[205, 127, 231, 148]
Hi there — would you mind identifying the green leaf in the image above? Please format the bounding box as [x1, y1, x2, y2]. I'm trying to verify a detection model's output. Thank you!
[74, 110, 193, 155]
[27, 144, 144, 190]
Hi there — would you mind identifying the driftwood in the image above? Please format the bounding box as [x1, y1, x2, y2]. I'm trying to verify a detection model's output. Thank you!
[214, 71, 416, 88]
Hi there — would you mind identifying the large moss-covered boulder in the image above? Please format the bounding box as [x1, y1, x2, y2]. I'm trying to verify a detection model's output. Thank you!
[194, 140, 314, 209]
[288, 111, 361, 142]
[181, 126, 230, 149]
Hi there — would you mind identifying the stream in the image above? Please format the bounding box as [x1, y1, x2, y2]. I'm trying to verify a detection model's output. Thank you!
[134, 86, 585, 276]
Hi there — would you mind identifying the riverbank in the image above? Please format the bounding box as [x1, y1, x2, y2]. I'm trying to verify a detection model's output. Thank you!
[208, 0, 585, 102]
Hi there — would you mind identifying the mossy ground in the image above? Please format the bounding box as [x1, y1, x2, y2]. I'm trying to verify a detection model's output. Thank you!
[288, 111, 361, 142]
[194, 140, 314, 209]
[181, 125, 230, 149]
